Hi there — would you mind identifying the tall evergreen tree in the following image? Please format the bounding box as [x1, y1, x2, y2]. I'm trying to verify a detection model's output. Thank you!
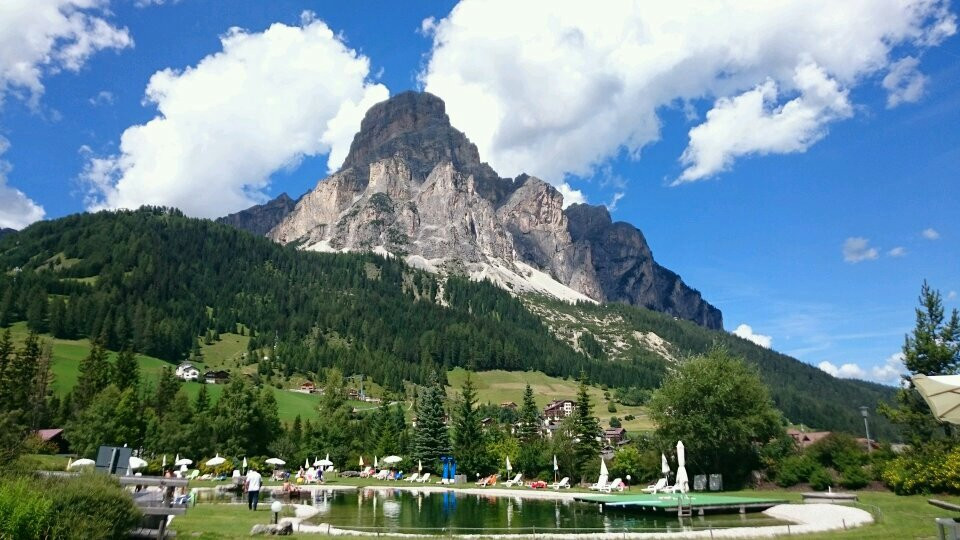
[517, 383, 540, 442]
[113, 348, 140, 391]
[153, 367, 181, 417]
[412, 372, 449, 471]
[572, 372, 601, 482]
[452, 372, 490, 476]
[880, 282, 960, 444]
[73, 339, 111, 411]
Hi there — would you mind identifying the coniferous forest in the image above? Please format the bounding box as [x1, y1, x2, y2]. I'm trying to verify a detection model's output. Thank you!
[0, 207, 895, 438]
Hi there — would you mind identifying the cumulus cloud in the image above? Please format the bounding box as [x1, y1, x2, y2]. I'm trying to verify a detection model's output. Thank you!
[922, 227, 941, 240]
[0, 0, 132, 107]
[556, 182, 586, 208]
[733, 324, 772, 349]
[419, 1, 955, 187]
[82, 12, 389, 218]
[678, 64, 851, 182]
[872, 353, 905, 383]
[883, 57, 927, 108]
[948, 290, 958, 301]
[887, 246, 907, 257]
[0, 138, 45, 229]
[88, 90, 114, 106]
[818, 360, 867, 380]
[843, 237, 879, 263]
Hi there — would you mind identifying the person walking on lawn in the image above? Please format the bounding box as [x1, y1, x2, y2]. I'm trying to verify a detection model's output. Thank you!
[244, 467, 263, 510]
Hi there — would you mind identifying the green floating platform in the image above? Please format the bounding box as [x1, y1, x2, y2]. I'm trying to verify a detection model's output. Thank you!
[574, 493, 789, 514]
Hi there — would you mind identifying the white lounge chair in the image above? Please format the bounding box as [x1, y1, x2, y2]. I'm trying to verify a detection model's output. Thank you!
[588, 475, 609, 491]
[374, 469, 390, 480]
[416, 473, 431, 483]
[642, 478, 668, 494]
[359, 466, 373, 478]
[602, 478, 625, 493]
[549, 477, 570, 490]
[504, 474, 523, 487]
[405, 473, 420, 482]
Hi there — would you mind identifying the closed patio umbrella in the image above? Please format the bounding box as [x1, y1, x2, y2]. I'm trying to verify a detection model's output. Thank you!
[242, 457, 247, 472]
[359, 456, 364, 468]
[675, 441, 689, 493]
[506, 456, 512, 472]
[913, 374, 960, 424]
[305, 458, 310, 469]
[661, 453, 670, 477]
[418, 459, 422, 473]
[599, 457, 608, 478]
[374, 456, 379, 468]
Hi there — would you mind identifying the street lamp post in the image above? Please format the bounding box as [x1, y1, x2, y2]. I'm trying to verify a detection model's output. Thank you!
[859, 406, 872, 454]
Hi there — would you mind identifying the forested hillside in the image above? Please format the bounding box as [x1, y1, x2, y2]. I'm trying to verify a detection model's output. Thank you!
[0, 208, 662, 390]
[0, 208, 896, 438]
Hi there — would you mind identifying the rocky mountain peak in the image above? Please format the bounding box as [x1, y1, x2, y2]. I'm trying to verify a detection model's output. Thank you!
[340, 91, 494, 186]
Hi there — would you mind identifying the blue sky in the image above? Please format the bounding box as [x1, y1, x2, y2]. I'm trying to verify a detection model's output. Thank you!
[1, 1, 958, 384]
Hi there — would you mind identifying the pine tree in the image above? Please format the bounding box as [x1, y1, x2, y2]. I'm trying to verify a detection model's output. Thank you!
[572, 372, 601, 482]
[452, 372, 490, 476]
[113, 348, 140, 391]
[26, 294, 48, 333]
[73, 339, 112, 411]
[195, 383, 210, 413]
[517, 383, 540, 442]
[153, 367, 181, 417]
[0, 329, 13, 409]
[880, 282, 960, 443]
[412, 372, 449, 471]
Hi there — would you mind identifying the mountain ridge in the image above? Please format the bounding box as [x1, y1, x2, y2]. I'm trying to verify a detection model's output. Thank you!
[259, 91, 722, 329]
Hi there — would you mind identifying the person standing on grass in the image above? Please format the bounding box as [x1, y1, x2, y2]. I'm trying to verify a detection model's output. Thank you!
[244, 467, 263, 510]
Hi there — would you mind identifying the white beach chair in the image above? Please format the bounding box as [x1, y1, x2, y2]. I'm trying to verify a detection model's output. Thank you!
[588, 474, 609, 491]
[550, 477, 570, 490]
[374, 469, 390, 480]
[416, 473, 431, 483]
[359, 466, 373, 478]
[405, 473, 420, 482]
[602, 478, 625, 493]
[504, 473, 523, 487]
[642, 477, 668, 494]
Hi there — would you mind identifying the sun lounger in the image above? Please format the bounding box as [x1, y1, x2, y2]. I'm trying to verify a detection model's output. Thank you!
[602, 478, 625, 493]
[588, 475, 609, 491]
[475, 475, 489, 487]
[549, 477, 570, 490]
[405, 473, 420, 482]
[504, 473, 523, 487]
[359, 466, 373, 478]
[187, 470, 199, 480]
[416, 473, 431, 483]
[374, 469, 390, 480]
[642, 478, 668, 494]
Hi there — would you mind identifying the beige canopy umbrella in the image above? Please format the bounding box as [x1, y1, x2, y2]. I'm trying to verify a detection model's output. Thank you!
[913, 374, 960, 424]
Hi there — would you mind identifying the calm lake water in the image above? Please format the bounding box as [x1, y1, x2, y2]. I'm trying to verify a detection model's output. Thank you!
[200, 488, 786, 534]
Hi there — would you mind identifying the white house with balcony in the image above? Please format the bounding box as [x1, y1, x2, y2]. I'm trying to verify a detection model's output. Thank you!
[175, 362, 199, 382]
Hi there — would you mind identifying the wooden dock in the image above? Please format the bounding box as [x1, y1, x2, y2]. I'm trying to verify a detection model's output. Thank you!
[574, 493, 789, 517]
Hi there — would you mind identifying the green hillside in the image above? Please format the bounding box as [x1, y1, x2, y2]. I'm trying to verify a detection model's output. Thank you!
[0, 208, 896, 438]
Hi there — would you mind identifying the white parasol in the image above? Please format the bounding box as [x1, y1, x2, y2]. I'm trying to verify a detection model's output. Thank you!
[265, 458, 286, 466]
[418, 459, 422, 473]
[382, 455, 402, 465]
[913, 374, 960, 424]
[359, 456, 364, 467]
[129, 456, 148, 470]
[317, 458, 334, 467]
[242, 457, 248, 470]
[506, 456, 512, 472]
[675, 441, 689, 493]
[162, 455, 167, 468]
[374, 455, 379, 468]
[661, 453, 670, 476]
[553, 455, 558, 471]
[175, 457, 193, 467]
[68, 458, 95, 469]
[599, 457, 609, 478]
[206, 454, 226, 467]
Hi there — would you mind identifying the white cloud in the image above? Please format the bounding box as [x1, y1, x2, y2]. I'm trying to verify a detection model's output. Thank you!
[82, 12, 389, 218]
[556, 182, 586, 208]
[948, 290, 957, 301]
[419, 1, 955, 187]
[818, 360, 867, 380]
[0, 0, 132, 107]
[678, 63, 852, 182]
[733, 323, 773, 349]
[883, 57, 927, 108]
[605, 192, 625, 211]
[843, 237, 879, 263]
[88, 90, 113, 106]
[887, 246, 907, 257]
[872, 353, 905, 383]
[0, 138, 45, 229]
[922, 227, 940, 240]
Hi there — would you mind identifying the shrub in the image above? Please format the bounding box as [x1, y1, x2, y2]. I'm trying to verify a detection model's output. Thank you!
[0, 476, 53, 540]
[774, 455, 817, 487]
[624, 414, 635, 421]
[607, 402, 617, 413]
[807, 433, 865, 470]
[839, 466, 870, 490]
[882, 444, 960, 495]
[809, 467, 834, 491]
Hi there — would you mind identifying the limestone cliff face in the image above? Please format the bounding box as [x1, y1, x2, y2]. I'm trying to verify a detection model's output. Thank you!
[266, 91, 722, 329]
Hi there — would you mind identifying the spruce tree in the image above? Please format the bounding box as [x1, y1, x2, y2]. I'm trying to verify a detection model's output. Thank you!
[412, 372, 449, 471]
[153, 367, 181, 417]
[517, 383, 540, 442]
[452, 372, 490, 476]
[73, 339, 112, 411]
[572, 372, 601, 482]
[195, 383, 211, 413]
[880, 282, 960, 443]
[113, 348, 140, 391]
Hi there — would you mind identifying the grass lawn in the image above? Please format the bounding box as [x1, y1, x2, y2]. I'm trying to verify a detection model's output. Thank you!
[447, 368, 653, 431]
[170, 503, 297, 539]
